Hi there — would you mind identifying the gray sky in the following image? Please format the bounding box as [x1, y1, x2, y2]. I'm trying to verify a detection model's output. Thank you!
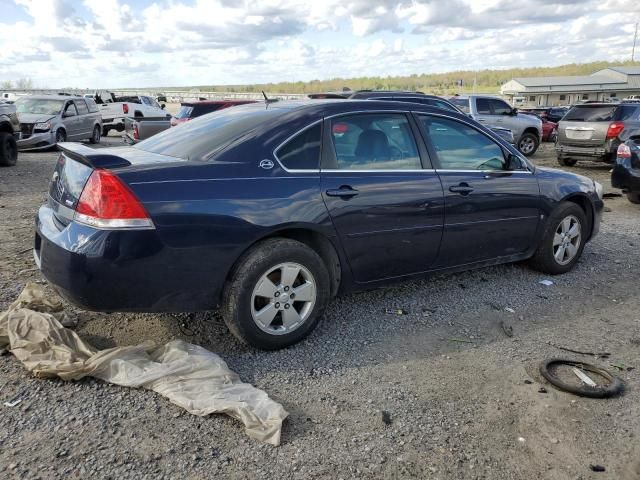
[1, 0, 639, 88]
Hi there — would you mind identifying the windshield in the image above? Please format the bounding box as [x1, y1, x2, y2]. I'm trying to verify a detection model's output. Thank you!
[449, 97, 470, 114]
[563, 105, 617, 122]
[135, 104, 283, 160]
[15, 98, 64, 115]
[175, 106, 194, 119]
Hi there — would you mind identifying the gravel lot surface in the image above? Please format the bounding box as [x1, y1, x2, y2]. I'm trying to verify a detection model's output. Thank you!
[1, 138, 639, 480]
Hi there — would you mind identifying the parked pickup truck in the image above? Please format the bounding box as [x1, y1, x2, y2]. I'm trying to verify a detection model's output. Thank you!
[92, 91, 170, 136]
[450, 95, 543, 156]
[0, 101, 20, 166]
[123, 116, 172, 144]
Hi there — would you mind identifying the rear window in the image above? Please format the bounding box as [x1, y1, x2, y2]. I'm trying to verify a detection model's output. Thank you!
[450, 98, 470, 113]
[134, 104, 281, 160]
[563, 105, 617, 122]
[175, 106, 194, 119]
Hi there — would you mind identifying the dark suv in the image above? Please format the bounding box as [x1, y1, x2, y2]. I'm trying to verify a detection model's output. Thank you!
[556, 102, 640, 166]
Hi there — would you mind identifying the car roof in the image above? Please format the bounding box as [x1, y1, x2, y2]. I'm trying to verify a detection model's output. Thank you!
[183, 100, 256, 105]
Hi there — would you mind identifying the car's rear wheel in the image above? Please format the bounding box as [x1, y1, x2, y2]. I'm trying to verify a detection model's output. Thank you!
[222, 238, 331, 350]
[89, 125, 101, 144]
[557, 155, 577, 167]
[529, 202, 587, 274]
[627, 192, 640, 204]
[518, 132, 539, 156]
[0, 132, 18, 167]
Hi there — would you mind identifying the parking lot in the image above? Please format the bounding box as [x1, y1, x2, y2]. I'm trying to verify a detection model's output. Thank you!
[1, 139, 639, 479]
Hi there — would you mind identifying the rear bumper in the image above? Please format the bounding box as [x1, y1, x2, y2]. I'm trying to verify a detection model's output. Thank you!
[17, 131, 55, 150]
[555, 140, 617, 160]
[103, 118, 126, 131]
[611, 162, 640, 192]
[35, 204, 222, 312]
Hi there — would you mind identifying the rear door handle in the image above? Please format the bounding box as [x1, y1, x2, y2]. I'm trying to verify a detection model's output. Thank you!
[449, 184, 474, 195]
[326, 186, 359, 198]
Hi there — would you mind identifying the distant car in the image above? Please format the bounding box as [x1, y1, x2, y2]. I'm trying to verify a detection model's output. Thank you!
[521, 112, 558, 142]
[556, 102, 640, 166]
[35, 100, 603, 350]
[93, 92, 169, 136]
[0, 101, 20, 166]
[449, 95, 542, 156]
[520, 106, 569, 123]
[171, 100, 257, 126]
[15, 95, 102, 150]
[612, 133, 640, 203]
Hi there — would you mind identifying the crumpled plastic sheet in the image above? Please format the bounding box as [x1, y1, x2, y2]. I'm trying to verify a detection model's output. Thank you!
[0, 283, 288, 446]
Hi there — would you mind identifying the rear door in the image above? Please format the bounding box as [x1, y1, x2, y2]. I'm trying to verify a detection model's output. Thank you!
[415, 113, 540, 266]
[320, 111, 444, 283]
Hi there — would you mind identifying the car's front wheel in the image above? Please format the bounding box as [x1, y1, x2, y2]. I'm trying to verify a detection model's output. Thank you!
[518, 132, 539, 156]
[89, 125, 101, 144]
[222, 238, 331, 350]
[529, 202, 587, 274]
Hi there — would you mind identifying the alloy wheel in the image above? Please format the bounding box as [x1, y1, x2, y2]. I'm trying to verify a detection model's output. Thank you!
[250, 262, 317, 335]
[552, 215, 581, 265]
[519, 136, 536, 155]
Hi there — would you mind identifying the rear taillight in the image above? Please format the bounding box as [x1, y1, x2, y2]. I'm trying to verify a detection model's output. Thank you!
[133, 124, 139, 140]
[74, 169, 153, 229]
[606, 122, 624, 139]
[617, 143, 632, 159]
[123, 103, 129, 115]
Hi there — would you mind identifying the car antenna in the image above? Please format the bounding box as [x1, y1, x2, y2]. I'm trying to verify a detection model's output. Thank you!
[262, 90, 278, 104]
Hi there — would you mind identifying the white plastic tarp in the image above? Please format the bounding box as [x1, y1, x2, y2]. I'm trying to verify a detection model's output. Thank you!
[0, 283, 287, 446]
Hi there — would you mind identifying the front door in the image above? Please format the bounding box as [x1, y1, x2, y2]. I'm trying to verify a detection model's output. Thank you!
[415, 114, 540, 267]
[321, 112, 444, 283]
[62, 102, 80, 139]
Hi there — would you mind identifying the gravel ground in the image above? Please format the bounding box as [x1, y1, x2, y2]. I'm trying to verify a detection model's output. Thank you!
[1, 139, 639, 480]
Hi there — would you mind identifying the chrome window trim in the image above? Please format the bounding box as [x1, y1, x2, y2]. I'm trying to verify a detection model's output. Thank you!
[321, 169, 435, 173]
[272, 119, 323, 173]
[435, 169, 533, 174]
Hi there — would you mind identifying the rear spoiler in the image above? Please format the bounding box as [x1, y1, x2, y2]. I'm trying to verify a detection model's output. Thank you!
[58, 142, 131, 169]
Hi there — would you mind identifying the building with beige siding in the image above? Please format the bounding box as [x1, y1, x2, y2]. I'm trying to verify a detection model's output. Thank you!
[500, 66, 640, 107]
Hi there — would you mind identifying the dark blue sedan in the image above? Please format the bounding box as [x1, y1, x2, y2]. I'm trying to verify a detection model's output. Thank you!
[35, 100, 604, 349]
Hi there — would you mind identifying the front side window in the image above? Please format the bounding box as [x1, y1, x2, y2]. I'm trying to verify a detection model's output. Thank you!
[275, 123, 321, 170]
[327, 113, 421, 170]
[64, 102, 78, 116]
[74, 100, 89, 115]
[491, 99, 513, 115]
[450, 97, 470, 113]
[418, 116, 507, 171]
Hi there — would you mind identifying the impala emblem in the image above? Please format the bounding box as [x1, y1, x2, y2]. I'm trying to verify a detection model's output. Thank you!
[259, 159, 275, 170]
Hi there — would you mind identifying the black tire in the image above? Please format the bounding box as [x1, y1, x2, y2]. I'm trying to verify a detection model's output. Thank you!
[539, 358, 623, 398]
[222, 238, 331, 350]
[517, 132, 539, 156]
[55, 129, 66, 143]
[627, 192, 640, 204]
[529, 201, 587, 275]
[89, 125, 101, 144]
[0, 131, 18, 167]
[557, 155, 577, 167]
[102, 127, 110, 137]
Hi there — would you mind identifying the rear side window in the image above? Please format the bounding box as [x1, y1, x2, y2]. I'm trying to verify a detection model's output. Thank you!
[450, 97, 470, 113]
[476, 98, 492, 115]
[564, 106, 616, 122]
[74, 100, 89, 115]
[326, 113, 421, 170]
[275, 123, 321, 170]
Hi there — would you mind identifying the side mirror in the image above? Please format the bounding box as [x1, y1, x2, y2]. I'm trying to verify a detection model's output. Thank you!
[511, 108, 518, 116]
[161, 104, 166, 109]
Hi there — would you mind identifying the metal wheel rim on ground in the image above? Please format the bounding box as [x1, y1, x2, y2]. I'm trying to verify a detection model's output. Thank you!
[519, 136, 536, 154]
[552, 214, 581, 265]
[251, 262, 317, 335]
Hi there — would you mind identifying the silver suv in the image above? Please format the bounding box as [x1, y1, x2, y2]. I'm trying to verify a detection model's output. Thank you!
[556, 103, 640, 166]
[15, 95, 103, 150]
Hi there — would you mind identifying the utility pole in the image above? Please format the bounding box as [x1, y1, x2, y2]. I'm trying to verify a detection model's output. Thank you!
[633, 22, 638, 62]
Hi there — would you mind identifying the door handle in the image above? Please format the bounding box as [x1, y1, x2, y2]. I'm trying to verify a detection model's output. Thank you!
[449, 183, 474, 195]
[326, 186, 359, 198]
